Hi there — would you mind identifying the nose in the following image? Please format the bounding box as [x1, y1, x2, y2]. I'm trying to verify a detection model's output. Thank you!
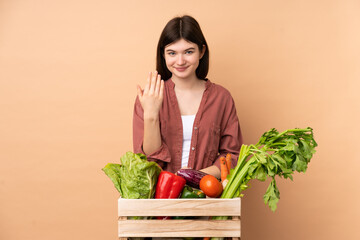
[176, 54, 186, 65]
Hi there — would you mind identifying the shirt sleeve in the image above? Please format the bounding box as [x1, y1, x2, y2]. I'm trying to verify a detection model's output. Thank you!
[132, 96, 172, 168]
[212, 95, 243, 170]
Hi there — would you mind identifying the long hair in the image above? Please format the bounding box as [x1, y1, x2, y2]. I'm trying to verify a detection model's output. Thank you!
[156, 15, 210, 80]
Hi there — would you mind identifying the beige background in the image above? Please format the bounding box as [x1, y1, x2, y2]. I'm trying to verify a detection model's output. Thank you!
[1, 0, 359, 239]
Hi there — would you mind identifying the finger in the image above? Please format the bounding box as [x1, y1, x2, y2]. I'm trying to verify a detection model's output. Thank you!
[159, 80, 164, 100]
[149, 71, 157, 94]
[154, 74, 161, 96]
[143, 72, 151, 94]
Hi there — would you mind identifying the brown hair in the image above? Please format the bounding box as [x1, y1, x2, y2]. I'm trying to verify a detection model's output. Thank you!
[156, 15, 210, 81]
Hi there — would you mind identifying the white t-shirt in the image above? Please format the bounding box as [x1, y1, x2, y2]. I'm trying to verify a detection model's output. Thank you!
[181, 115, 196, 168]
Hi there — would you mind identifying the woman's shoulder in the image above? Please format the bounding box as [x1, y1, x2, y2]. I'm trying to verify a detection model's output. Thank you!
[208, 80, 234, 100]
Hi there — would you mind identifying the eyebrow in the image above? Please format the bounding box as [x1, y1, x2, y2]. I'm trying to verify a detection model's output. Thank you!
[165, 47, 196, 52]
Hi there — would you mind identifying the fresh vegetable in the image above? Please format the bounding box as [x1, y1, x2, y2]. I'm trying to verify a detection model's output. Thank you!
[155, 171, 186, 199]
[155, 171, 186, 220]
[221, 127, 317, 210]
[102, 151, 161, 199]
[210, 127, 317, 240]
[222, 154, 232, 188]
[181, 186, 206, 198]
[199, 175, 223, 198]
[220, 156, 229, 182]
[225, 153, 232, 172]
[176, 169, 209, 189]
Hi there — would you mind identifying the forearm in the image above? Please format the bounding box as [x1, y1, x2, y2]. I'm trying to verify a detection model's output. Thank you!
[200, 165, 221, 179]
[142, 114, 162, 155]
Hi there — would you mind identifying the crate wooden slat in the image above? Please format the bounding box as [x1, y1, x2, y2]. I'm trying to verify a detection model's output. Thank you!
[118, 219, 241, 237]
[118, 198, 240, 216]
[118, 198, 241, 239]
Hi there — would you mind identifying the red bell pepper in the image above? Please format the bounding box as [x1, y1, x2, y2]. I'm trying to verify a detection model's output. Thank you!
[155, 171, 186, 199]
[155, 171, 186, 219]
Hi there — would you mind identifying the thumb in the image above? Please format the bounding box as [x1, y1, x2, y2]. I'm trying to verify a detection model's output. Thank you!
[136, 85, 143, 98]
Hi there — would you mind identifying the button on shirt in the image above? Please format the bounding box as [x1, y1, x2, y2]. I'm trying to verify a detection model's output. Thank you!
[133, 78, 243, 173]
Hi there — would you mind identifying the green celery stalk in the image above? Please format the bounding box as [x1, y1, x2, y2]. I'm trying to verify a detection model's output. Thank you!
[210, 127, 317, 240]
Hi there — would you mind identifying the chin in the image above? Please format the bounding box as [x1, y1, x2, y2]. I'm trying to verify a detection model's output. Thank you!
[173, 73, 191, 80]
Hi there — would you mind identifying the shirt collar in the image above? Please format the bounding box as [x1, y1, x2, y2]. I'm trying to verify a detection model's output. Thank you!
[168, 78, 212, 90]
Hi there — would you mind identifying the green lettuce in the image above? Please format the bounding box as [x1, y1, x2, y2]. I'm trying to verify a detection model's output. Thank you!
[102, 151, 162, 199]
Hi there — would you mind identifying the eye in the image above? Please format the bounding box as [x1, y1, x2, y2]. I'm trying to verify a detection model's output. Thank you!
[186, 50, 194, 54]
[168, 52, 176, 56]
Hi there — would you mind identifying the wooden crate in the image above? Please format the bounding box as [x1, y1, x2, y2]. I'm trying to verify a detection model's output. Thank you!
[118, 198, 241, 239]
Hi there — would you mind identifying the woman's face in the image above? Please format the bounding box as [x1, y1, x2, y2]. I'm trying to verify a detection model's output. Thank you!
[164, 38, 205, 80]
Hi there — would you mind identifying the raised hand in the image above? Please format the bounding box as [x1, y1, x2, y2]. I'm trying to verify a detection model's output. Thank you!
[137, 71, 164, 120]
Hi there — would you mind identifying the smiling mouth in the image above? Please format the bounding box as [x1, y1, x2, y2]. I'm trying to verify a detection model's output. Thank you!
[175, 66, 188, 71]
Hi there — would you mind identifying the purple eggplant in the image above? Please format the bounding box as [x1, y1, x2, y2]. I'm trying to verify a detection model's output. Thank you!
[176, 169, 209, 189]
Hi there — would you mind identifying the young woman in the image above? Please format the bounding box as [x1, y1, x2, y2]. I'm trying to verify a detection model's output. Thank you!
[133, 15, 243, 179]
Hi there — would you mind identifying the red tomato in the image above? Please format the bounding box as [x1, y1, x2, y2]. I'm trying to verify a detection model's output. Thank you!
[199, 175, 223, 198]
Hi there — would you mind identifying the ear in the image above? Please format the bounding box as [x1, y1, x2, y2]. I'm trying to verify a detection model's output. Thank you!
[200, 44, 206, 59]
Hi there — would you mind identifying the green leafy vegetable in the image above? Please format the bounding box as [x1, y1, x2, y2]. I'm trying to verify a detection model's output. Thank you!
[211, 128, 317, 239]
[102, 151, 162, 199]
[102, 163, 122, 194]
[221, 127, 317, 211]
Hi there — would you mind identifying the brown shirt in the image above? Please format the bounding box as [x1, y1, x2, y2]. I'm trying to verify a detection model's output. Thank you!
[133, 78, 243, 173]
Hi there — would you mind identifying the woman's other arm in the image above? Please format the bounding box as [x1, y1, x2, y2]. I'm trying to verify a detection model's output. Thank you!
[200, 165, 221, 179]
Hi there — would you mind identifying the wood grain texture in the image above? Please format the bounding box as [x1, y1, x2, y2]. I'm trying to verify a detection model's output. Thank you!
[118, 198, 241, 238]
[118, 198, 241, 216]
[118, 219, 241, 237]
